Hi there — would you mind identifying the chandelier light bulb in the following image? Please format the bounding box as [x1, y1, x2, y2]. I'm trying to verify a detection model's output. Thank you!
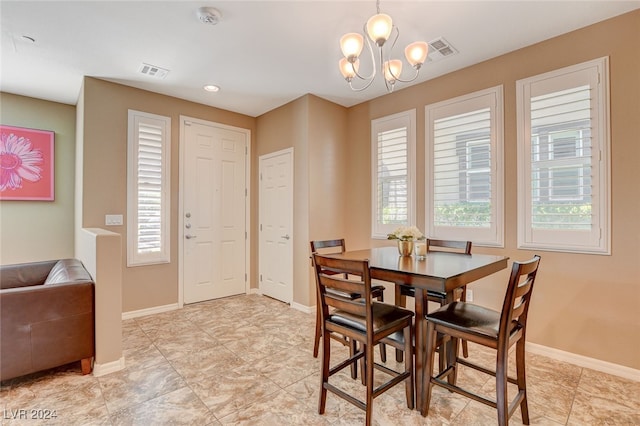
[405, 41, 429, 68]
[383, 59, 403, 83]
[366, 13, 393, 46]
[339, 58, 359, 81]
[340, 33, 364, 61]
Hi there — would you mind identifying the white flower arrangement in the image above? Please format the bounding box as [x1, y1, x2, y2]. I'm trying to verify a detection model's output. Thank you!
[386, 225, 425, 241]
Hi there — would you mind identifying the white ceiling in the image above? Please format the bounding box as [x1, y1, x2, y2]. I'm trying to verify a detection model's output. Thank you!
[1, 1, 638, 117]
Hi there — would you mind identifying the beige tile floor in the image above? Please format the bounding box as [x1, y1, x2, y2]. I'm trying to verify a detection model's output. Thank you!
[1, 294, 639, 425]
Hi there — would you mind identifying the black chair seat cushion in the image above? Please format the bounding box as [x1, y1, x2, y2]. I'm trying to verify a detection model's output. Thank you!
[327, 285, 385, 301]
[329, 302, 413, 337]
[427, 302, 501, 341]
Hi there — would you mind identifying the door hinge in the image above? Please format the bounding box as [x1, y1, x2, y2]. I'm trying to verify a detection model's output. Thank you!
[245, 146, 248, 155]
[245, 231, 247, 240]
[260, 173, 263, 181]
[260, 274, 263, 282]
[245, 188, 247, 196]
[245, 273, 247, 282]
[260, 224, 262, 231]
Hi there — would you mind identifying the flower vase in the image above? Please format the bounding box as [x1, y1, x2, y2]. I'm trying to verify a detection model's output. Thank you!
[397, 240, 414, 256]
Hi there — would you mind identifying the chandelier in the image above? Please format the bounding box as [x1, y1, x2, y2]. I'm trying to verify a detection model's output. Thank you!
[338, 0, 428, 93]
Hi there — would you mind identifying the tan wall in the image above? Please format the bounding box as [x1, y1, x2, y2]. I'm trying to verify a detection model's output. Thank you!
[0, 93, 76, 264]
[256, 94, 350, 307]
[306, 96, 349, 307]
[344, 10, 640, 369]
[79, 78, 256, 312]
[256, 96, 310, 306]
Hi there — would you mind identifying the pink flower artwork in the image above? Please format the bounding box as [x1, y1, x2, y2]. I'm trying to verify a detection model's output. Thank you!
[0, 125, 54, 201]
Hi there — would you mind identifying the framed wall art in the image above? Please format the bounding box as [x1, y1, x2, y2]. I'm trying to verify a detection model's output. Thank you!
[0, 125, 55, 201]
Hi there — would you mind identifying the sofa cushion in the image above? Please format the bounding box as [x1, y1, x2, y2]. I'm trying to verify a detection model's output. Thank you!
[44, 259, 93, 285]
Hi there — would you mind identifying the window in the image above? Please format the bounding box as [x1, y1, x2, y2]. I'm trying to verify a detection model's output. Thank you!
[517, 57, 610, 254]
[127, 110, 171, 266]
[425, 86, 504, 246]
[371, 110, 416, 238]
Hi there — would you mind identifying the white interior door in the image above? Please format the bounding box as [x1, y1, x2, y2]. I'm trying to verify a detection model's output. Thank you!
[183, 119, 247, 304]
[259, 148, 293, 303]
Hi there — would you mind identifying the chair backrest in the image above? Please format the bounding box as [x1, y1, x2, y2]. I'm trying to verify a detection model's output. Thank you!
[426, 239, 472, 254]
[499, 255, 541, 346]
[310, 239, 346, 255]
[310, 239, 349, 277]
[312, 253, 373, 330]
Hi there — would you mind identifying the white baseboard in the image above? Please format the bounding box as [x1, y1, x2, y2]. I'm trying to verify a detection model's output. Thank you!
[526, 342, 640, 382]
[122, 303, 180, 320]
[249, 287, 260, 295]
[291, 301, 313, 314]
[92, 357, 125, 377]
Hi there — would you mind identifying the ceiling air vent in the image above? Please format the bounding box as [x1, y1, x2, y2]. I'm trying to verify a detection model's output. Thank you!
[427, 37, 458, 62]
[138, 63, 169, 79]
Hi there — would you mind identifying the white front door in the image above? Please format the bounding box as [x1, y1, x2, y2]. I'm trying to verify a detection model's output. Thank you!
[182, 119, 247, 304]
[259, 148, 293, 303]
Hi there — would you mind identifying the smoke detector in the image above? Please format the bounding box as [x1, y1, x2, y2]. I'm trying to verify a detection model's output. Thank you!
[197, 7, 222, 25]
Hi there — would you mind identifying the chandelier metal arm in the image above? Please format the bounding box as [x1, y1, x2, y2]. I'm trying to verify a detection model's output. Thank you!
[345, 32, 378, 92]
[384, 26, 420, 84]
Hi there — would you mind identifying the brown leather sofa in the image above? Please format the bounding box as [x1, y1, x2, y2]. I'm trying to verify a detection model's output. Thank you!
[0, 259, 95, 381]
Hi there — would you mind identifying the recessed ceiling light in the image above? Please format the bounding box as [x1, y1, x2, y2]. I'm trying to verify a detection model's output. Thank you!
[203, 85, 220, 92]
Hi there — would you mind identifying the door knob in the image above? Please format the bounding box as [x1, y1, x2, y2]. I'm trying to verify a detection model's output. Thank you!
[185, 234, 197, 239]
[281, 234, 290, 240]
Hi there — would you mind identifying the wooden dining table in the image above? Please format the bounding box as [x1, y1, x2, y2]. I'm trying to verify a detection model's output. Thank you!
[327, 246, 509, 413]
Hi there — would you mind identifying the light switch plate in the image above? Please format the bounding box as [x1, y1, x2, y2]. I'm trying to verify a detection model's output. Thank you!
[105, 214, 123, 226]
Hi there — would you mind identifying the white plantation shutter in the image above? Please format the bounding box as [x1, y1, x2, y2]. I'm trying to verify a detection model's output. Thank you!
[426, 86, 504, 246]
[371, 110, 416, 238]
[517, 57, 610, 254]
[433, 108, 491, 226]
[530, 86, 591, 228]
[127, 110, 171, 265]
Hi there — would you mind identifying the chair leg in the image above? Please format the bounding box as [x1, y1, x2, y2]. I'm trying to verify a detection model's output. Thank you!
[313, 297, 322, 358]
[516, 338, 530, 425]
[496, 347, 509, 426]
[403, 325, 414, 409]
[318, 327, 331, 415]
[394, 284, 406, 362]
[365, 341, 375, 426]
[461, 339, 469, 358]
[360, 344, 366, 386]
[349, 338, 358, 380]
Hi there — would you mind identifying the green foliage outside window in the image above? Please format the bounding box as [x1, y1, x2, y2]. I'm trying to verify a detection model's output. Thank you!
[434, 202, 491, 227]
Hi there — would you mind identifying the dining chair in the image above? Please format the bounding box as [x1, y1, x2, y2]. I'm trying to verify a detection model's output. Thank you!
[310, 239, 387, 366]
[422, 255, 541, 426]
[394, 239, 472, 362]
[312, 253, 414, 426]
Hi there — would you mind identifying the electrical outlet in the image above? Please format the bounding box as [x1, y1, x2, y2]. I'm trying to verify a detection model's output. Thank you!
[466, 289, 474, 302]
[105, 214, 123, 226]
